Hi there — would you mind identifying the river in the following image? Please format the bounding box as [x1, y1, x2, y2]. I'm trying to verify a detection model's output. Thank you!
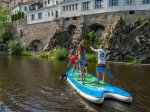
[0, 56, 149, 112]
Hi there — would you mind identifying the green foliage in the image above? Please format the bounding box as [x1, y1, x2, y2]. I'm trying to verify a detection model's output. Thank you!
[0, 30, 12, 44]
[0, 4, 12, 45]
[86, 54, 97, 62]
[18, 51, 32, 56]
[52, 46, 68, 60]
[124, 55, 139, 64]
[18, 12, 22, 19]
[11, 15, 15, 21]
[39, 52, 49, 58]
[11, 12, 25, 21]
[39, 46, 68, 60]
[84, 30, 101, 53]
[7, 40, 23, 55]
[0, 3, 10, 33]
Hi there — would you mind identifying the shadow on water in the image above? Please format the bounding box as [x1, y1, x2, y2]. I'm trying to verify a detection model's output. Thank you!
[0, 56, 149, 112]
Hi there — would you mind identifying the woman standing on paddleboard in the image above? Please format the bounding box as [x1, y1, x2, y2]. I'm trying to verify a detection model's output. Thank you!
[77, 43, 86, 84]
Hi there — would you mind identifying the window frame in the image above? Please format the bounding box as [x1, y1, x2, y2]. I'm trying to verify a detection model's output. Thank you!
[38, 13, 42, 20]
[95, 0, 104, 9]
[83, 2, 90, 11]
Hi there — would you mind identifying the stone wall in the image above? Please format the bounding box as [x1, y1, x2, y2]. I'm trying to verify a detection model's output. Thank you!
[11, 10, 150, 52]
[11, 19, 60, 51]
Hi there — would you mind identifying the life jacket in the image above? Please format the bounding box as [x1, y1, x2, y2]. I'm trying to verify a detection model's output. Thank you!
[71, 56, 77, 63]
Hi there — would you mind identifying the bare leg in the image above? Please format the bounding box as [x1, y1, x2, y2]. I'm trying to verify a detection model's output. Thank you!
[97, 72, 100, 84]
[81, 66, 85, 84]
[102, 72, 105, 84]
[85, 66, 87, 74]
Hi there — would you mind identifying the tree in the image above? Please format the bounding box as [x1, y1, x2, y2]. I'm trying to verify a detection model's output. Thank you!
[0, 3, 12, 44]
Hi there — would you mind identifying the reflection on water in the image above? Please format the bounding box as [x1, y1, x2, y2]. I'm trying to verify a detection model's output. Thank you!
[0, 56, 149, 112]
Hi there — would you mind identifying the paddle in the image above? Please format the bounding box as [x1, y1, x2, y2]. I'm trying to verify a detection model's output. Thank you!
[108, 71, 113, 79]
[61, 73, 67, 80]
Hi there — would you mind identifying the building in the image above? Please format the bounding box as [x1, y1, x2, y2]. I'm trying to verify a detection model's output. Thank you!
[9, 0, 40, 8]
[27, 0, 150, 25]
[9, 0, 150, 24]
[11, 1, 42, 15]
[27, 0, 63, 24]
[0, 0, 11, 10]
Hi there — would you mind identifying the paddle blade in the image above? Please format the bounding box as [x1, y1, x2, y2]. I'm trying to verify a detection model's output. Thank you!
[61, 73, 67, 80]
[108, 71, 113, 79]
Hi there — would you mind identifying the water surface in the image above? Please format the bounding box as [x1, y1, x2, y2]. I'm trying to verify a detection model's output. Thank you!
[0, 56, 149, 112]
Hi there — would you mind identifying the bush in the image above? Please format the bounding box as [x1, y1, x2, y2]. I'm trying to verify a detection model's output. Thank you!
[11, 12, 25, 22]
[124, 55, 139, 64]
[18, 51, 32, 56]
[7, 40, 23, 55]
[86, 54, 97, 62]
[0, 30, 12, 44]
[38, 52, 49, 58]
[52, 46, 68, 60]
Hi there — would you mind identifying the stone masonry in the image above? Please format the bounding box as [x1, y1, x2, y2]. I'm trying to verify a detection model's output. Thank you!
[11, 10, 150, 52]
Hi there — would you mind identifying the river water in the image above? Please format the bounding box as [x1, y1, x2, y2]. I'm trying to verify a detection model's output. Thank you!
[0, 56, 149, 112]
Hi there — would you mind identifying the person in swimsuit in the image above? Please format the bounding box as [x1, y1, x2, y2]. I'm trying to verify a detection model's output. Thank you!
[77, 43, 86, 84]
[67, 52, 78, 76]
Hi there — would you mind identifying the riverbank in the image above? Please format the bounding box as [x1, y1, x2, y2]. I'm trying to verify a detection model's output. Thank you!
[1, 51, 150, 65]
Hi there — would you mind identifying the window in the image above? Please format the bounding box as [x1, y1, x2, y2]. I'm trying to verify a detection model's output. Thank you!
[72, 4, 74, 10]
[83, 2, 90, 11]
[141, 0, 150, 4]
[52, 11, 53, 16]
[66, 5, 68, 11]
[56, 1, 58, 4]
[129, 10, 135, 14]
[95, 0, 103, 9]
[48, 0, 50, 4]
[69, 5, 71, 11]
[125, 0, 135, 5]
[45, 1, 47, 5]
[31, 14, 35, 21]
[63, 6, 65, 11]
[76, 4, 78, 10]
[38, 13, 42, 19]
[109, 0, 118, 6]
[24, 7, 27, 11]
[65, 18, 69, 21]
[48, 12, 50, 17]
[73, 17, 77, 20]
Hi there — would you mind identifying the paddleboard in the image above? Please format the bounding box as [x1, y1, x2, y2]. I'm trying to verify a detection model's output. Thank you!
[66, 69, 132, 104]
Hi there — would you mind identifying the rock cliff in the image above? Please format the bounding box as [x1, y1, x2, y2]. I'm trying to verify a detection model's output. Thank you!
[103, 17, 150, 63]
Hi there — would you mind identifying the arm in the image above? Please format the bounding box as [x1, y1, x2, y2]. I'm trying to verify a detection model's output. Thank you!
[90, 46, 95, 51]
[67, 59, 71, 69]
[78, 50, 81, 61]
[90, 46, 99, 52]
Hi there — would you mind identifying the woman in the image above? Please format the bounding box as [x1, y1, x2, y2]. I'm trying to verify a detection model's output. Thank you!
[77, 43, 86, 84]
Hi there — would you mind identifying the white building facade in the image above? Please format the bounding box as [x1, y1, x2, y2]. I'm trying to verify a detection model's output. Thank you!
[26, 0, 150, 24]
[11, 2, 33, 15]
